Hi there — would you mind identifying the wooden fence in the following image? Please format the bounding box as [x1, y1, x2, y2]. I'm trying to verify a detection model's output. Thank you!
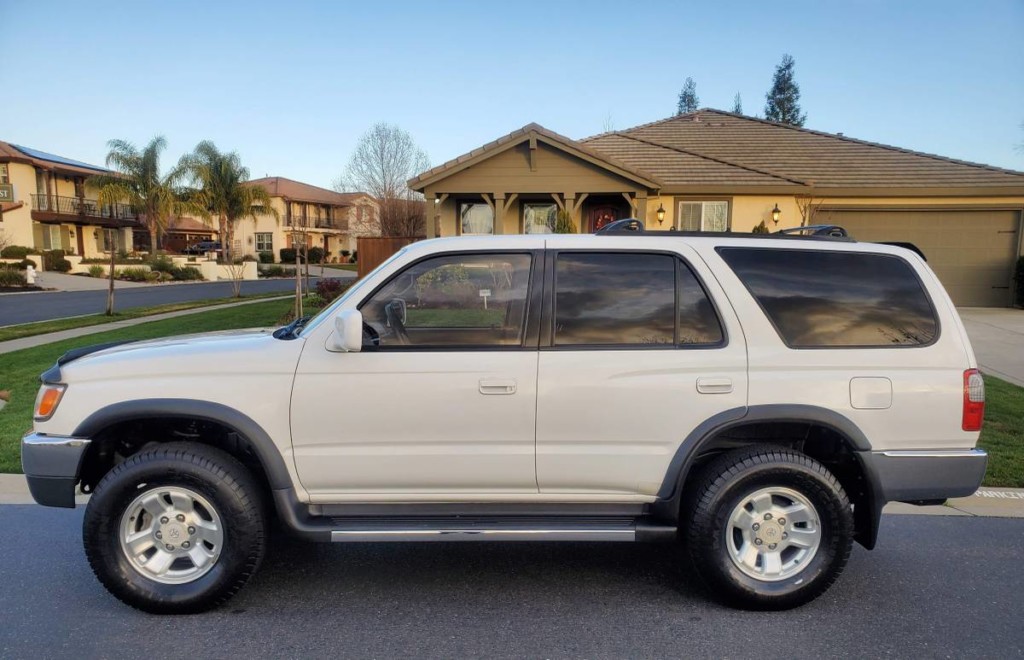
[356, 236, 423, 279]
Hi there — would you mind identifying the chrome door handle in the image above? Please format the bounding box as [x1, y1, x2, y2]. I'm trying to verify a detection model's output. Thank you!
[479, 379, 517, 395]
[696, 377, 733, 394]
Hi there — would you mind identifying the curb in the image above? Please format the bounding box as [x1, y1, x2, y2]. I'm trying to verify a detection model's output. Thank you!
[2, 473, 1023, 515]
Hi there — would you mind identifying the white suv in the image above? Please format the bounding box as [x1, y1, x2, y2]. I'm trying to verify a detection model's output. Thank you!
[22, 225, 987, 613]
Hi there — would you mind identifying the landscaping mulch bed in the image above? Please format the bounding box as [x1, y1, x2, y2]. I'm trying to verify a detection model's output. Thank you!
[0, 286, 45, 293]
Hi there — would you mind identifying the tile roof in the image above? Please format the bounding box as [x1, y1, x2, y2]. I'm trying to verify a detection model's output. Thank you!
[246, 176, 374, 206]
[582, 110, 1024, 191]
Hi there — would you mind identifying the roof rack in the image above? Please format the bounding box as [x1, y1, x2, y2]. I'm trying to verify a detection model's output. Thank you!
[593, 218, 855, 242]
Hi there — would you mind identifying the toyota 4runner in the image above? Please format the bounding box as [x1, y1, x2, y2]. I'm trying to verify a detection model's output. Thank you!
[22, 225, 987, 613]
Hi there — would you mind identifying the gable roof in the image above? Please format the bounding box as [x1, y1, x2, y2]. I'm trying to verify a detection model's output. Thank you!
[0, 139, 110, 177]
[408, 123, 661, 190]
[246, 176, 373, 206]
[582, 109, 1024, 193]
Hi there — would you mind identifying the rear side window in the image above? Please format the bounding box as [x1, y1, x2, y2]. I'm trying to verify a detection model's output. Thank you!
[717, 247, 938, 348]
[554, 252, 723, 347]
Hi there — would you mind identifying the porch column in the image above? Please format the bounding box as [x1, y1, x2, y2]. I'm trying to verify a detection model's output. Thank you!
[493, 193, 505, 235]
[635, 191, 648, 222]
[424, 192, 437, 238]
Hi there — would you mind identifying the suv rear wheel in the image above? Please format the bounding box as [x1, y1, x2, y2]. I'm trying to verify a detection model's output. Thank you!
[83, 442, 266, 614]
[686, 445, 853, 610]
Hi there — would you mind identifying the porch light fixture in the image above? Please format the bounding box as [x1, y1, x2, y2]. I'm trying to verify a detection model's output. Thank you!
[656, 203, 666, 225]
[771, 203, 781, 225]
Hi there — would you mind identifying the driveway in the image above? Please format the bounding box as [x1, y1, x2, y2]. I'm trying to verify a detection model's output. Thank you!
[959, 308, 1024, 386]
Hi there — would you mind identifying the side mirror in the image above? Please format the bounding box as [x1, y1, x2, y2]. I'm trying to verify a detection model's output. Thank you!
[328, 309, 363, 352]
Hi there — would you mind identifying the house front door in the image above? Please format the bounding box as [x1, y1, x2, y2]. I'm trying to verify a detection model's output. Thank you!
[588, 205, 622, 233]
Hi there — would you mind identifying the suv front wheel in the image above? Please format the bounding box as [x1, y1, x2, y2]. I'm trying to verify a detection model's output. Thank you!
[83, 442, 266, 614]
[686, 445, 854, 610]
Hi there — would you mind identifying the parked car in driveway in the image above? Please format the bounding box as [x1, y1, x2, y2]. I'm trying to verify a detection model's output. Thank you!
[181, 241, 221, 255]
[22, 221, 987, 613]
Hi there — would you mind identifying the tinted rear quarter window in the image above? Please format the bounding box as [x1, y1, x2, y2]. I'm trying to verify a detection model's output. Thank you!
[717, 247, 938, 348]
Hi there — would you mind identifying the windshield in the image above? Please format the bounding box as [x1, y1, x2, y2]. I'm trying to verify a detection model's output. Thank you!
[295, 248, 410, 337]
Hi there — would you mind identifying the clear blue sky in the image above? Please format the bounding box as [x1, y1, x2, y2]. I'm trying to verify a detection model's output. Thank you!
[1, 0, 1021, 189]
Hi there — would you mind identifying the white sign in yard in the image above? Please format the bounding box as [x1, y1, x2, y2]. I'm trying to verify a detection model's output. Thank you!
[479, 288, 491, 310]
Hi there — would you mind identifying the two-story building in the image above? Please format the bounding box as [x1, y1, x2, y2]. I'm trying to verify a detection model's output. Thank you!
[240, 177, 378, 261]
[0, 140, 136, 257]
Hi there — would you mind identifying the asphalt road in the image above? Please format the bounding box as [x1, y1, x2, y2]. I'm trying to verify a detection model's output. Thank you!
[0, 279, 316, 326]
[0, 509, 1021, 658]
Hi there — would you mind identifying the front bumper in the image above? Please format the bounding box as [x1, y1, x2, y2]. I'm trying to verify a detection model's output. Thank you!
[861, 449, 988, 503]
[21, 432, 91, 508]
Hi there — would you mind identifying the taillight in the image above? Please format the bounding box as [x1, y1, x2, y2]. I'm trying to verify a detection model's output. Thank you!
[962, 369, 985, 432]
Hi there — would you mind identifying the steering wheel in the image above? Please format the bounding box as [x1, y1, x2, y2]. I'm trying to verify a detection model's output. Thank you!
[384, 299, 410, 345]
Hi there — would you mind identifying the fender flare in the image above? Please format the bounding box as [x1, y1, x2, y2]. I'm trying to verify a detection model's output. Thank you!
[658, 404, 873, 500]
[72, 399, 293, 490]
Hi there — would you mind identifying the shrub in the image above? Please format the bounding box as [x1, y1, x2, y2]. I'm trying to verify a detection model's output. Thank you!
[19, 258, 38, 270]
[1015, 256, 1024, 307]
[117, 267, 150, 282]
[149, 255, 175, 273]
[316, 278, 348, 303]
[307, 247, 325, 264]
[42, 249, 66, 270]
[258, 251, 274, 264]
[53, 258, 72, 272]
[554, 210, 576, 234]
[0, 269, 26, 286]
[751, 220, 770, 234]
[0, 245, 36, 259]
[170, 266, 203, 281]
[88, 265, 106, 278]
[279, 247, 297, 263]
[144, 271, 161, 282]
[340, 249, 351, 258]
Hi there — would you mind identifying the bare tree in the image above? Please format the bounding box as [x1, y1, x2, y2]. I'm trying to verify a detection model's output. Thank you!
[335, 123, 430, 237]
[795, 192, 828, 227]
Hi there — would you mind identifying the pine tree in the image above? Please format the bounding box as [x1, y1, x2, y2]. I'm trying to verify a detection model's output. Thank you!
[764, 54, 807, 126]
[676, 77, 699, 115]
[732, 92, 743, 114]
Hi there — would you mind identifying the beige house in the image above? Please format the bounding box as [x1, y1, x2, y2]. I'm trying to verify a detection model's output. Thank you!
[240, 177, 378, 261]
[409, 110, 1024, 307]
[0, 140, 135, 257]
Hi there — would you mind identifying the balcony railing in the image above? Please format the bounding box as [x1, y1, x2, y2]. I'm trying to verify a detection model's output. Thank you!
[287, 214, 341, 230]
[31, 194, 139, 221]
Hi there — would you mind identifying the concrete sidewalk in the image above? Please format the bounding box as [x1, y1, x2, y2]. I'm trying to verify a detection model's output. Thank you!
[0, 295, 290, 354]
[1, 472, 1021, 515]
[16, 271, 152, 292]
[959, 307, 1024, 387]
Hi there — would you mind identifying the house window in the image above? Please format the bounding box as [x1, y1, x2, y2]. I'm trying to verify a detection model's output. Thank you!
[43, 226, 63, 250]
[256, 232, 273, 252]
[523, 203, 557, 234]
[0, 164, 8, 184]
[35, 169, 47, 196]
[677, 200, 729, 232]
[96, 228, 119, 253]
[459, 202, 493, 235]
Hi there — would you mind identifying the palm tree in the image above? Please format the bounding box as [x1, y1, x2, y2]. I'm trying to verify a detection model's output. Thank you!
[89, 136, 193, 253]
[181, 141, 277, 264]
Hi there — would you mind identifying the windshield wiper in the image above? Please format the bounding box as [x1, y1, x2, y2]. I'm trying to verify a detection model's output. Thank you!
[273, 315, 310, 340]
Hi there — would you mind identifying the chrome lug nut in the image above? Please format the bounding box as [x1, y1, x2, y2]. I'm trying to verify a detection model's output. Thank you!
[754, 538, 763, 546]
[176, 514, 186, 523]
[768, 543, 777, 550]
[155, 531, 163, 539]
[763, 513, 772, 520]
[182, 541, 191, 549]
[752, 523, 760, 531]
[782, 532, 789, 539]
[160, 516, 169, 524]
[187, 526, 196, 535]
[777, 518, 786, 526]
[165, 544, 174, 551]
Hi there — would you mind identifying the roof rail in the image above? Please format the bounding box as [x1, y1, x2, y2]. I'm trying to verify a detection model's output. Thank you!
[595, 218, 645, 234]
[776, 224, 849, 237]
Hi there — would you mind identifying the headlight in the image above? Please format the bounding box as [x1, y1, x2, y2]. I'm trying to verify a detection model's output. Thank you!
[34, 384, 66, 421]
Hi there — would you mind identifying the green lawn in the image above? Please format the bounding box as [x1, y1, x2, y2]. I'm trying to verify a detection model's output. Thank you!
[979, 376, 1024, 488]
[0, 293, 285, 343]
[0, 298, 296, 472]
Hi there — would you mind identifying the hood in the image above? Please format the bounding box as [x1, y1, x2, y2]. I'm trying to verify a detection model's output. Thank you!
[53, 327, 301, 384]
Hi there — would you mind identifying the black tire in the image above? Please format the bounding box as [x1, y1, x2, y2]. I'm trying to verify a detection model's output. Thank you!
[83, 442, 266, 614]
[685, 445, 853, 610]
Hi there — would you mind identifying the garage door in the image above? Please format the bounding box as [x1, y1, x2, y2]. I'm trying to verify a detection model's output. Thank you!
[825, 209, 1021, 307]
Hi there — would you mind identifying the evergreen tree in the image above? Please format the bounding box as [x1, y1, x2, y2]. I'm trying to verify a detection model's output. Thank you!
[732, 92, 743, 114]
[676, 77, 699, 115]
[764, 54, 807, 126]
